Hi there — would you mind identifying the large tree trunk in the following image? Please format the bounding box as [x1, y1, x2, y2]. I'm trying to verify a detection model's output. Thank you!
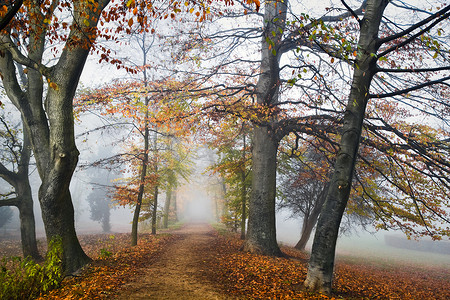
[304, 0, 388, 293]
[243, 126, 282, 255]
[0, 0, 110, 274]
[17, 130, 41, 260]
[242, 0, 288, 256]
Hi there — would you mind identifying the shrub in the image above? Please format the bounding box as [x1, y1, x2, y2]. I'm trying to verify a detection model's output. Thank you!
[0, 236, 63, 299]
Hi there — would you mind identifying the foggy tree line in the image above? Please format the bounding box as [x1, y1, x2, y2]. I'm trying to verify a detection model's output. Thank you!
[0, 0, 449, 296]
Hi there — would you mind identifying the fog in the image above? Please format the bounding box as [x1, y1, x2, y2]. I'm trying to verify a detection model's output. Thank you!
[2, 173, 449, 271]
[276, 208, 450, 268]
[176, 187, 213, 223]
[1, 150, 449, 270]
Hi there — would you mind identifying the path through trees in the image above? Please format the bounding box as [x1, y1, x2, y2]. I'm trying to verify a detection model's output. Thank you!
[114, 224, 230, 300]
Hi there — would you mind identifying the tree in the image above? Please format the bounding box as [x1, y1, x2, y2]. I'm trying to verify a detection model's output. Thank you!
[305, 0, 450, 293]
[166, 0, 367, 256]
[206, 115, 251, 238]
[0, 0, 114, 273]
[278, 140, 373, 250]
[77, 76, 197, 242]
[277, 146, 330, 250]
[0, 113, 41, 260]
[0, 0, 239, 273]
[0, 0, 23, 31]
[86, 168, 118, 233]
[0, 206, 13, 229]
[162, 138, 192, 229]
[240, 0, 287, 256]
[167, 7, 449, 298]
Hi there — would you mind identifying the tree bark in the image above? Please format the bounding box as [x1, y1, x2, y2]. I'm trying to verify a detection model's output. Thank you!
[243, 126, 282, 255]
[242, 0, 288, 256]
[152, 184, 158, 234]
[16, 128, 41, 260]
[151, 130, 159, 235]
[131, 99, 149, 245]
[163, 187, 171, 229]
[304, 0, 388, 293]
[240, 134, 247, 240]
[173, 193, 178, 222]
[294, 183, 328, 251]
[0, 0, 110, 274]
[0, 118, 41, 260]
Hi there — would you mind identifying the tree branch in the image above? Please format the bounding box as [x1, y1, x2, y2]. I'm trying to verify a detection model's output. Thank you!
[0, 35, 51, 77]
[0, 0, 23, 31]
[377, 6, 450, 57]
[340, 0, 362, 25]
[376, 66, 450, 73]
[369, 75, 450, 98]
[0, 197, 19, 207]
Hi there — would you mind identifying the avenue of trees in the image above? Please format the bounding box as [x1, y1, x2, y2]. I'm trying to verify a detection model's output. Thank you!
[0, 0, 449, 296]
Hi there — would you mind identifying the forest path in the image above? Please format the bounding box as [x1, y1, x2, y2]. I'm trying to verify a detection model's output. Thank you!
[114, 223, 231, 300]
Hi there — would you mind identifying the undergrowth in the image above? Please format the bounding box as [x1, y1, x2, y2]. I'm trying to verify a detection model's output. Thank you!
[0, 236, 63, 300]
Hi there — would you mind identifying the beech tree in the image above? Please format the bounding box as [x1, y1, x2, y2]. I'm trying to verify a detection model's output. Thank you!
[305, 0, 450, 293]
[0, 0, 114, 274]
[277, 145, 331, 251]
[165, 0, 369, 256]
[277, 141, 373, 250]
[77, 76, 197, 242]
[0, 0, 255, 273]
[0, 114, 41, 259]
[207, 120, 251, 238]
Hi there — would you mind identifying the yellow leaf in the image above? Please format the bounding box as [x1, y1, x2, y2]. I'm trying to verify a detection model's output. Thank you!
[49, 82, 59, 91]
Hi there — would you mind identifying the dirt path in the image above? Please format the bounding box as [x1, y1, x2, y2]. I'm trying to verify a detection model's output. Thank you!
[114, 223, 231, 300]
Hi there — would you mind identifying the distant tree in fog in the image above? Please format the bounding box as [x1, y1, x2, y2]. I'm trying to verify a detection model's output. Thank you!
[0, 206, 13, 228]
[87, 184, 112, 233]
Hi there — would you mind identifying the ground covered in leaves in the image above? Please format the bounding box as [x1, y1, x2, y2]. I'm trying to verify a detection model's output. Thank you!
[1, 224, 449, 299]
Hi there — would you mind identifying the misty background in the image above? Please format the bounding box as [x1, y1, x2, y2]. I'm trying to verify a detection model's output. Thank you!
[1, 20, 449, 271]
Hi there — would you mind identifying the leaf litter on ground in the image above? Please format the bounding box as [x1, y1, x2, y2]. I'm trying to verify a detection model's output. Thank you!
[1, 228, 449, 299]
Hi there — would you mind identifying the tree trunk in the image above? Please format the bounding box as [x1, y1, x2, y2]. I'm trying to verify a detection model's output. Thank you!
[131, 98, 150, 246]
[0, 119, 41, 260]
[295, 185, 327, 250]
[152, 184, 158, 234]
[304, 0, 388, 293]
[173, 193, 178, 222]
[16, 147, 41, 260]
[0, 0, 111, 274]
[242, 0, 288, 256]
[242, 126, 282, 255]
[163, 187, 171, 229]
[240, 134, 247, 240]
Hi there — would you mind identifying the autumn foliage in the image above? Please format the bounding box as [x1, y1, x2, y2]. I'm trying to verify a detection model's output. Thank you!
[0, 227, 443, 299]
[34, 233, 175, 299]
